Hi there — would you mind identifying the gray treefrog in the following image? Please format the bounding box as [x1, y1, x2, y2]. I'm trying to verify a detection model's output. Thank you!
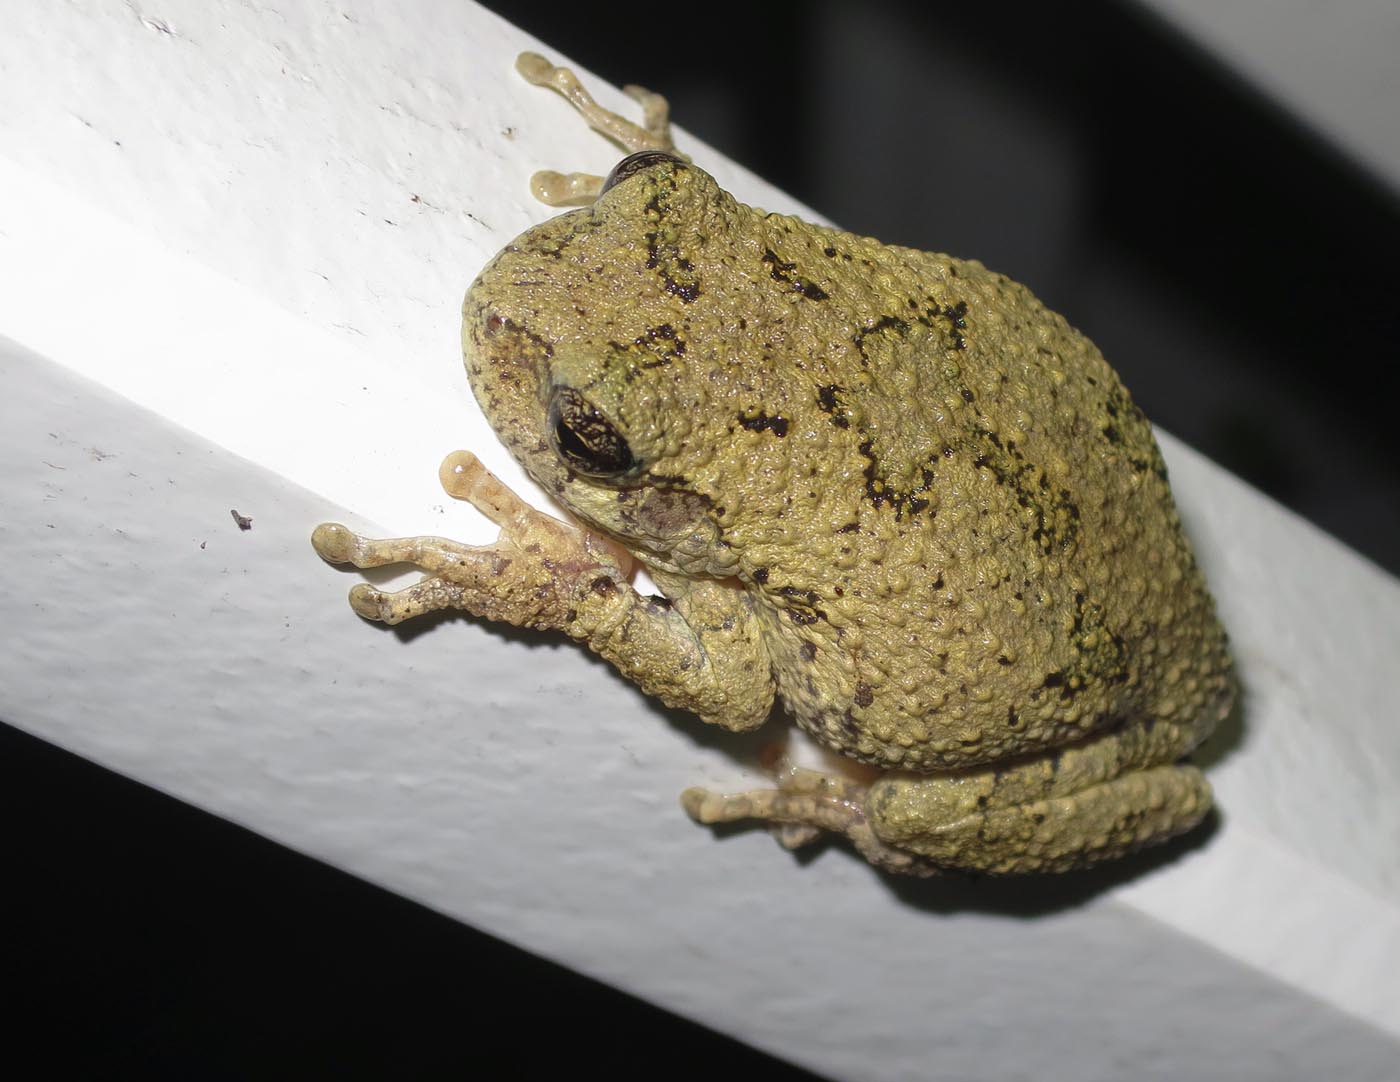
[313, 53, 1234, 876]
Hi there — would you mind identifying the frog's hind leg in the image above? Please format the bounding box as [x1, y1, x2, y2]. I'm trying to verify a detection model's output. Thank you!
[515, 51, 675, 154]
[865, 722, 1213, 875]
[681, 759, 939, 877]
[684, 722, 1214, 876]
[621, 81, 672, 143]
[514, 51, 681, 206]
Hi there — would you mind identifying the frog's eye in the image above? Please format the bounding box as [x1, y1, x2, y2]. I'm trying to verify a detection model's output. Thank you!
[547, 387, 637, 476]
[600, 150, 683, 194]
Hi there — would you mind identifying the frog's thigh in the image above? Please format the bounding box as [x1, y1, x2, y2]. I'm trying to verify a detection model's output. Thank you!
[868, 723, 1212, 874]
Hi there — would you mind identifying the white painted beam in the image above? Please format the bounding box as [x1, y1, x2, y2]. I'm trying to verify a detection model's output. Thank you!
[3, 3, 1398, 1078]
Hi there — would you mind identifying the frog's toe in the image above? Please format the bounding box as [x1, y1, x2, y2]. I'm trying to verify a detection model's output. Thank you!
[347, 582, 387, 621]
[514, 51, 553, 85]
[681, 784, 818, 847]
[679, 785, 726, 824]
[311, 522, 358, 563]
[348, 577, 473, 626]
[528, 169, 605, 207]
[680, 779, 937, 875]
[770, 822, 824, 850]
[439, 450, 557, 529]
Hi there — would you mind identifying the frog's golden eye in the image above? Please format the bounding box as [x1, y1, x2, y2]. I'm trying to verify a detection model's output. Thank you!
[548, 387, 637, 476]
[600, 150, 683, 194]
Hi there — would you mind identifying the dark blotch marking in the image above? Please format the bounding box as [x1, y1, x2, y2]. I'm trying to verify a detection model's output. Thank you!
[909, 297, 968, 350]
[853, 682, 874, 708]
[965, 425, 1081, 555]
[738, 409, 789, 437]
[761, 248, 829, 300]
[479, 313, 554, 358]
[857, 439, 938, 521]
[776, 585, 826, 626]
[664, 279, 701, 304]
[815, 383, 850, 429]
[633, 323, 687, 367]
[852, 314, 909, 367]
[640, 178, 702, 304]
[1062, 591, 1130, 690]
[1098, 384, 1168, 481]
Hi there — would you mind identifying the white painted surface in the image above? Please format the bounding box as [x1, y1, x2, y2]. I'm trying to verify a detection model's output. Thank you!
[3, 3, 1399, 1078]
[1140, 0, 1400, 191]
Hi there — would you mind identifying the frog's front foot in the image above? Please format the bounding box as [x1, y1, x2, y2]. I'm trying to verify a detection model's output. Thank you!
[312, 452, 631, 630]
[681, 758, 937, 877]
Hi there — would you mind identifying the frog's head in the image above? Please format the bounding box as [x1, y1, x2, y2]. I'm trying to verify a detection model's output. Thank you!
[462, 152, 756, 575]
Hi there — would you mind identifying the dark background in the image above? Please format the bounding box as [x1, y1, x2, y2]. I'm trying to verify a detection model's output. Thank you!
[9, 3, 1397, 1077]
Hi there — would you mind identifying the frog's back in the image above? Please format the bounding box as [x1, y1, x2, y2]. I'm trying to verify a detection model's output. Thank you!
[730, 217, 1233, 771]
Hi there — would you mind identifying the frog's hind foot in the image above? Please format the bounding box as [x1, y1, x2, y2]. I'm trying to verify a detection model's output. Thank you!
[681, 758, 937, 877]
[515, 51, 682, 206]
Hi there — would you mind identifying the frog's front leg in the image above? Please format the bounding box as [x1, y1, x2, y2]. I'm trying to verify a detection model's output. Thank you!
[312, 452, 775, 731]
[684, 722, 1213, 875]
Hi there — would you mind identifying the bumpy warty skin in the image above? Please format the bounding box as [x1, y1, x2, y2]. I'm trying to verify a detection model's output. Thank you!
[462, 156, 1234, 777]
